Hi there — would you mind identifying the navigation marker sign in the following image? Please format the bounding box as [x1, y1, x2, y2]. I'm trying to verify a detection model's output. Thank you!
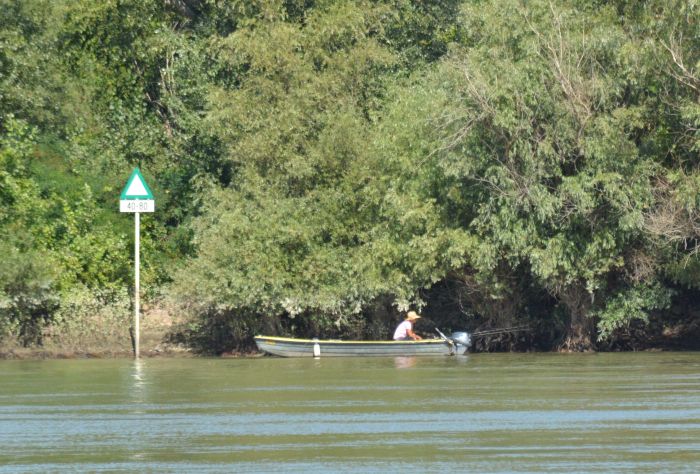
[120, 168, 155, 358]
[120, 168, 154, 213]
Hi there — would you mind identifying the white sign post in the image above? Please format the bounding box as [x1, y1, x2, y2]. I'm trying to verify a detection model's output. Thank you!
[120, 168, 155, 358]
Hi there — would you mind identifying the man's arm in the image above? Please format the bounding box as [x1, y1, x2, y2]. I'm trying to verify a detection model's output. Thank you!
[407, 326, 422, 341]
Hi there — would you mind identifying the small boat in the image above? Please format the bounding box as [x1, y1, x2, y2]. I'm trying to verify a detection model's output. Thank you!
[254, 333, 471, 358]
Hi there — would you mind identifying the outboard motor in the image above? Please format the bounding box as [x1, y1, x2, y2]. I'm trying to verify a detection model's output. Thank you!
[451, 332, 471, 355]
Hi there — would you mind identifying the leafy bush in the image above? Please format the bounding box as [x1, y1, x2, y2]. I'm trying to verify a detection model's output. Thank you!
[46, 285, 131, 351]
[0, 242, 59, 346]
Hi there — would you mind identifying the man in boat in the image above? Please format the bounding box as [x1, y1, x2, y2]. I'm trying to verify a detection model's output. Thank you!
[393, 311, 423, 341]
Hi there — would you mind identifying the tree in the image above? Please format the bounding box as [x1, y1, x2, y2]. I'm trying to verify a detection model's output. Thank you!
[418, 0, 674, 349]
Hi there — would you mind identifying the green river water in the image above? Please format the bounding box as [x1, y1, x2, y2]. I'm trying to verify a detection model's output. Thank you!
[2, 352, 700, 473]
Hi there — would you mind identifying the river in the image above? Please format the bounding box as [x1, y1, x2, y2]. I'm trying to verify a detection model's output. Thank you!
[2, 352, 700, 473]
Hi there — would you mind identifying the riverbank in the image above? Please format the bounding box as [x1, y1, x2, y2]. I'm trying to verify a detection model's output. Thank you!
[2, 339, 697, 360]
[0, 346, 193, 360]
[0, 345, 265, 360]
[0, 306, 194, 360]
[3, 308, 699, 359]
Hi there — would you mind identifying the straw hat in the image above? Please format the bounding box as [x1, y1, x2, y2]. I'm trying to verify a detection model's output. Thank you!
[406, 311, 421, 321]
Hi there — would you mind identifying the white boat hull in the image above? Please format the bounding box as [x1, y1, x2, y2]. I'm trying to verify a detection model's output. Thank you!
[254, 336, 462, 357]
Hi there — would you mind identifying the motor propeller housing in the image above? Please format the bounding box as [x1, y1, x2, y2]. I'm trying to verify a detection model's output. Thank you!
[451, 332, 471, 353]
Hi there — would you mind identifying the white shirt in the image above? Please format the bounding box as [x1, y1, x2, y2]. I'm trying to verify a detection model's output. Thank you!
[393, 320, 413, 340]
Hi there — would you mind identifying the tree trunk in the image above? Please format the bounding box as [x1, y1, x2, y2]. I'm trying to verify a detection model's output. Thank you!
[557, 284, 596, 352]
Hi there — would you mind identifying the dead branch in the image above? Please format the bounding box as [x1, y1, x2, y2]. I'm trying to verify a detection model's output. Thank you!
[643, 177, 700, 255]
[660, 35, 700, 93]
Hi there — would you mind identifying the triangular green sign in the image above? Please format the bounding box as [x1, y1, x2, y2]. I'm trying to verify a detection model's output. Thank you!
[120, 168, 154, 200]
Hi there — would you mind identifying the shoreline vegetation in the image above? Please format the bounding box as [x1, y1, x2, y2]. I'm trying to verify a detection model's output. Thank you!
[2, 303, 699, 359]
[2, 1, 700, 355]
[0, 306, 185, 359]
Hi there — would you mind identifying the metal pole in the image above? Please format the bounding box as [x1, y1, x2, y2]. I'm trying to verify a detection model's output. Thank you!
[134, 212, 140, 359]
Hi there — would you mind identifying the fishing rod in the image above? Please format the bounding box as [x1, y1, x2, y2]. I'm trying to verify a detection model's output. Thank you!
[432, 324, 529, 355]
[434, 325, 529, 339]
[471, 325, 529, 337]
[426, 317, 528, 338]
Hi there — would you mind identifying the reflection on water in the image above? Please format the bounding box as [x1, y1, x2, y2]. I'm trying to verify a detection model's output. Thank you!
[129, 358, 147, 408]
[131, 359, 145, 390]
[132, 359, 144, 384]
[393, 356, 416, 369]
[1, 353, 700, 473]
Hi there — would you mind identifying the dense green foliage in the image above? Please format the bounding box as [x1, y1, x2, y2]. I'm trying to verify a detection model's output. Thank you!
[1, 0, 698, 352]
